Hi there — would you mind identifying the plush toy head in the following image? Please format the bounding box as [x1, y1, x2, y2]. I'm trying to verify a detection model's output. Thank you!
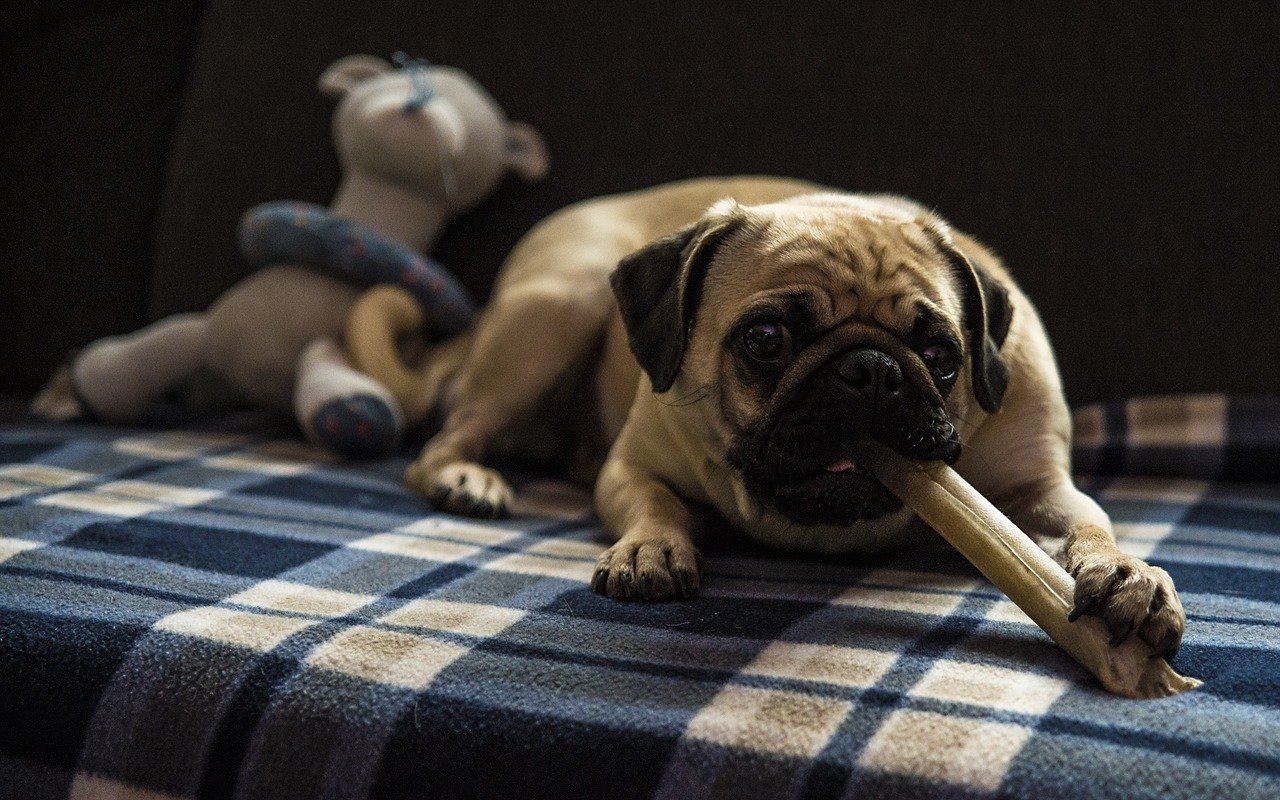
[319, 54, 549, 211]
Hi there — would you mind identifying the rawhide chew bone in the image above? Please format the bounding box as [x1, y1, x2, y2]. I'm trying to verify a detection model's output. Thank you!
[862, 444, 1200, 699]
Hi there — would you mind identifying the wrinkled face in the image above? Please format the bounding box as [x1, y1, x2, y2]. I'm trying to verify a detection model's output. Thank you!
[612, 196, 1012, 528]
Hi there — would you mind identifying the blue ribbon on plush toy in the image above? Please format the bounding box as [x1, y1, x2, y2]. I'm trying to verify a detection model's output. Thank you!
[237, 201, 476, 336]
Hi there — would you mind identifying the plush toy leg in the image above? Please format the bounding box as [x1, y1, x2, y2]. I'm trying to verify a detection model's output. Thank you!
[294, 337, 404, 457]
[72, 313, 210, 423]
[30, 364, 85, 421]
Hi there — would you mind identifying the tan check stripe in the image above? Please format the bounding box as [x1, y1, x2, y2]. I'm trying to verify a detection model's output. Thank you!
[0, 464, 91, 501]
[39, 484, 223, 517]
[0, 536, 43, 564]
[204, 438, 335, 475]
[68, 774, 187, 800]
[683, 685, 852, 758]
[155, 576, 528, 692]
[1127, 394, 1227, 447]
[859, 709, 1033, 792]
[113, 431, 253, 461]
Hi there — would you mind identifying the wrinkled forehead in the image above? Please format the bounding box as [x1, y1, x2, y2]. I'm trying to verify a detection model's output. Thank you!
[698, 206, 963, 336]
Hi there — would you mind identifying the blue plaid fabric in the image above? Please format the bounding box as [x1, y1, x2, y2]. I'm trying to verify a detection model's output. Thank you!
[1073, 394, 1280, 482]
[0, 395, 1277, 799]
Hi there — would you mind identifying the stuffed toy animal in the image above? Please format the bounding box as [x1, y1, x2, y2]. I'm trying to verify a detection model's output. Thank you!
[31, 54, 548, 456]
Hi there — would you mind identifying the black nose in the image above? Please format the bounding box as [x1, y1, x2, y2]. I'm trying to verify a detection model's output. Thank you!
[836, 349, 904, 400]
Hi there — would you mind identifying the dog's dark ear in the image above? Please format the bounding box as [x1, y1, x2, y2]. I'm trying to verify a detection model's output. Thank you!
[610, 206, 745, 392]
[925, 225, 1014, 413]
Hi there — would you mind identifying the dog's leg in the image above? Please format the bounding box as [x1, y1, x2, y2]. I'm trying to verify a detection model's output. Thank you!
[406, 282, 613, 518]
[591, 456, 701, 601]
[992, 472, 1186, 660]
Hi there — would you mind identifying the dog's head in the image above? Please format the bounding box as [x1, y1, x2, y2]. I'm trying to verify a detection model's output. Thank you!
[611, 193, 1013, 528]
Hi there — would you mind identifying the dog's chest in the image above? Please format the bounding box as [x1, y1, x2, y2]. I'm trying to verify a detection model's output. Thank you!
[738, 509, 928, 554]
[593, 310, 644, 442]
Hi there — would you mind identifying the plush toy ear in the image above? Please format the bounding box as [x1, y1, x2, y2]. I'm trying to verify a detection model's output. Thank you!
[610, 204, 745, 393]
[924, 223, 1014, 414]
[504, 121, 550, 182]
[319, 55, 393, 98]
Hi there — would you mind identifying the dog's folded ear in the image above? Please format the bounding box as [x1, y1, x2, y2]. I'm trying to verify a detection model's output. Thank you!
[610, 203, 746, 392]
[924, 223, 1015, 414]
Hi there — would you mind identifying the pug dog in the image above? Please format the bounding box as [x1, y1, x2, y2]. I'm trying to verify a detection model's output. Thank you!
[349, 176, 1185, 660]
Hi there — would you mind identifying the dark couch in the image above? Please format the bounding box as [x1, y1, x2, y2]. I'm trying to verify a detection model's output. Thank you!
[4, 2, 1278, 406]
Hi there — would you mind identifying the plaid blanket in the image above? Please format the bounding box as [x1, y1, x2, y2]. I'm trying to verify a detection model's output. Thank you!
[0, 394, 1277, 800]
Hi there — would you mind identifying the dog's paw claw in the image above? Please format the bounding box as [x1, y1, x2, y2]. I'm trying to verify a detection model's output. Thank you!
[592, 537, 700, 601]
[1070, 553, 1185, 660]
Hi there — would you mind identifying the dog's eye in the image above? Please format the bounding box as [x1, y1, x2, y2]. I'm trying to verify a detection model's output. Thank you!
[921, 342, 959, 380]
[743, 321, 790, 362]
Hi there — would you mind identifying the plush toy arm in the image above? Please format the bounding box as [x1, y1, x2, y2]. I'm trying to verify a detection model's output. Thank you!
[238, 201, 476, 336]
[863, 444, 1200, 699]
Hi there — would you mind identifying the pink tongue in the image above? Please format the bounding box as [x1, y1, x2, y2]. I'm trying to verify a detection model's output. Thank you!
[826, 459, 858, 473]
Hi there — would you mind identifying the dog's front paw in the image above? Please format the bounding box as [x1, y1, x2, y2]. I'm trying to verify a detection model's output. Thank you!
[1068, 552, 1186, 659]
[407, 460, 513, 519]
[591, 535, 700, 601]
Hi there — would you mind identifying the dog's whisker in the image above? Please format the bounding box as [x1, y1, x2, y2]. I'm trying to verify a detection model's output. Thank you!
[659, 384, 713, 408]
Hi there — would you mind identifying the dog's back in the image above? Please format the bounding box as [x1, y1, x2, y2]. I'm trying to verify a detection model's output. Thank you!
[348, 176, 825, 455]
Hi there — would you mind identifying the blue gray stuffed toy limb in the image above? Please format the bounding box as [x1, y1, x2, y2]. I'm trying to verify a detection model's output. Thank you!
[239, 201, 476, 336]
[238, 201, 476, 454]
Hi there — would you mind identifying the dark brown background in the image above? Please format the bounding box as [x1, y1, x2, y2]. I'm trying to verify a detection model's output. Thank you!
[4, 1, 1278, 405]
